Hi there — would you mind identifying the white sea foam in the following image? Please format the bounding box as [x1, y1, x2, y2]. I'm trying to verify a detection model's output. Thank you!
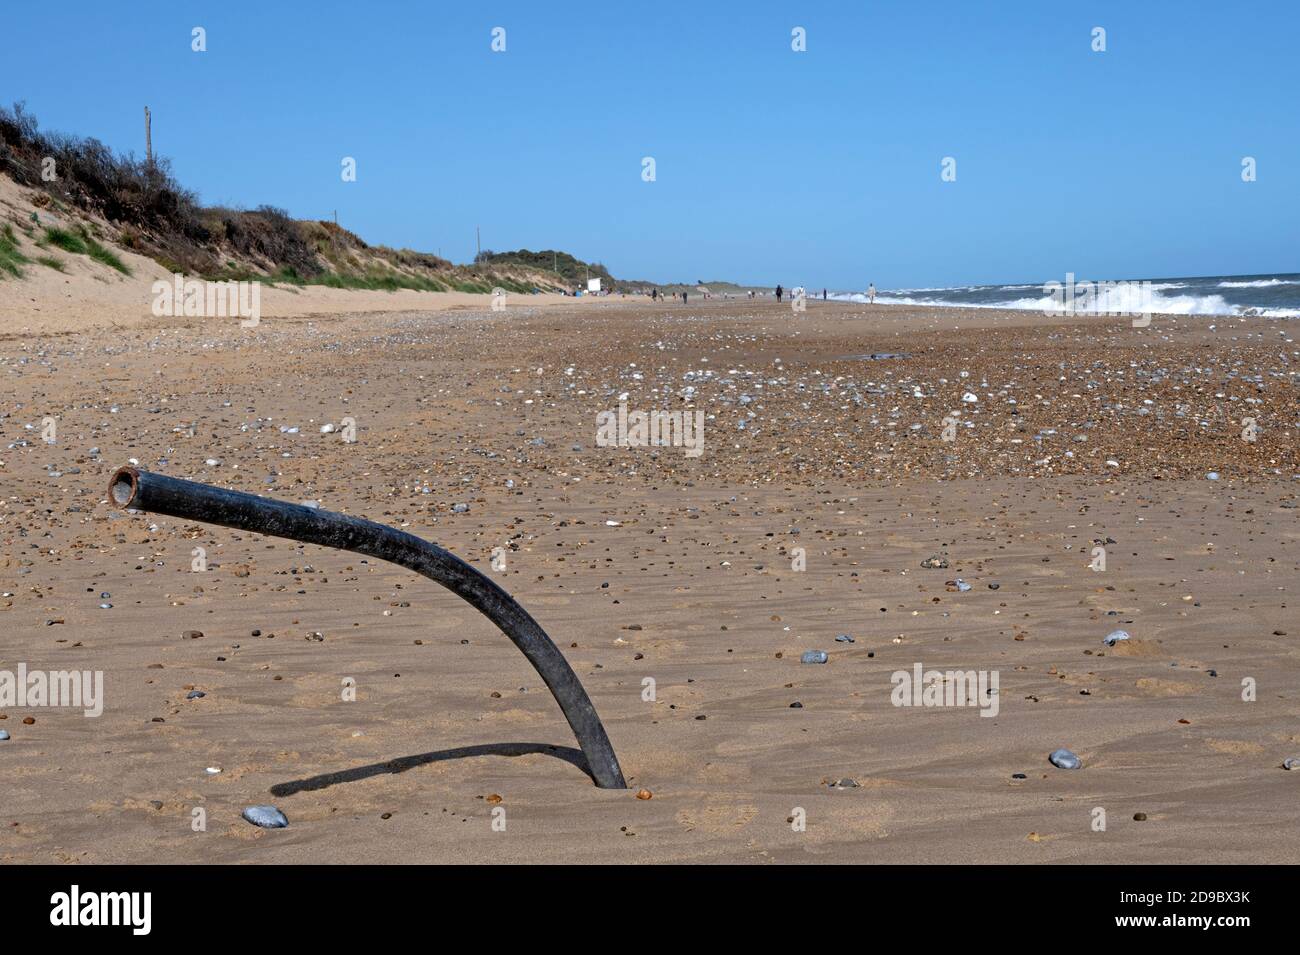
[1217, 278, 1300, 288]
[829, 287, 1298, 317]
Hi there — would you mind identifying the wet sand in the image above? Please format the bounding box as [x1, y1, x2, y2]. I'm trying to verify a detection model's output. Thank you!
[1, 299, 1297, 863]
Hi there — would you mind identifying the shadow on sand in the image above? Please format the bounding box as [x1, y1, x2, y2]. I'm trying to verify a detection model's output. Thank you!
[270, 742, 594, 796]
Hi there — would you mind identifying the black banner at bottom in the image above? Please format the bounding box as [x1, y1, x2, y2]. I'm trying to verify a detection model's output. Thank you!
[9, 865, 1285, 940]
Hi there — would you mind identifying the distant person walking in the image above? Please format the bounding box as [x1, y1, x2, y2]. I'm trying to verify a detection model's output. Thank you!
[682, 290, 688, 304]
[822, 288, 827, 300]
[867, 283, 876, 305]
[775, 284, 783, 303]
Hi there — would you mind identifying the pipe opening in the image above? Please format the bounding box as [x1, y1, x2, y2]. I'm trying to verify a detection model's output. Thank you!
[110, 469, 138, 507]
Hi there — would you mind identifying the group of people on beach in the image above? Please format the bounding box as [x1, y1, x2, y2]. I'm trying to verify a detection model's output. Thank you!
[646, 283, 877, 304]
[771, 284, 875, 304]
[649, 288, 690, 303]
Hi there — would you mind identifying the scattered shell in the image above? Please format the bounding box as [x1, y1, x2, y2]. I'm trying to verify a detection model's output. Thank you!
[1103, 629, 1131, 647]
[635, 788, 653, 800]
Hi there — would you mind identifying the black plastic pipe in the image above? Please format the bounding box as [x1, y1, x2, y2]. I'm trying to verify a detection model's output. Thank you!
[108, 466, 627, 789]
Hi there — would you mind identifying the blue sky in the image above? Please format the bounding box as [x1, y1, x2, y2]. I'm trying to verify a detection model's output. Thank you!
[3, 1, 1296, 287]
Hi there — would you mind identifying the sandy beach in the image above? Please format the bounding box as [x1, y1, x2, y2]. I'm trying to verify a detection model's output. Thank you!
[2, 297, 1296, 863]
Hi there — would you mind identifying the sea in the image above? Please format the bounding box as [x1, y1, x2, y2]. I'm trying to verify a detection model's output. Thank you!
[831, 273, 1300, 318]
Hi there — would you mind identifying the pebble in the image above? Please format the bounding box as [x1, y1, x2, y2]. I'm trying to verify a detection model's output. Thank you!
[834, 634, 854, 643]
[242, 805, 289, 828]
[1049, 748, 1082, 770]
[1206, 472, 1220, 481]
[920, 556, 949, 569]
[1283, 757, 1299, 771]
[186, 690, 206, 699]
[0, 730, 9, 741]
[1133, 812, 1148, 821]
[1103, 629, 1130, 646]
[946, 578, 972, 592]
[451, 503, 470, 513]
[800, 650, 828, 664]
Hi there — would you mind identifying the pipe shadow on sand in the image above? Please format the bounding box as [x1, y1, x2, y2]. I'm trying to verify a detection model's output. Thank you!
[270, 742, 594, 796]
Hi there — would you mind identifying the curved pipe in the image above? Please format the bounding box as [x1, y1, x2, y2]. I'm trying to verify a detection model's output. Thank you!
[108, 466, 626, 789]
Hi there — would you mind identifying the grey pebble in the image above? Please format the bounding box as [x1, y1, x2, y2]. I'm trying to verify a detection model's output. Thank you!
[186, 690, 206, 699]
[1049, 748, 1082, 770]
[800, 650, 828, 664]
[1283, 757, 1300, 771]
[0, 729, 9, 741]
[834, 634, 854, 643]
[242, 805, 289, 828]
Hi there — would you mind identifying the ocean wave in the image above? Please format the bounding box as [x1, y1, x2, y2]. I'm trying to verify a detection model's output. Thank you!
[1217, 278, 1300, 288]
[829, 288, 1299, 317]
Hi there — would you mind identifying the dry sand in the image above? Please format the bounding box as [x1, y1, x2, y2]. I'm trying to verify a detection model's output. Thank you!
[0, 295, 1297, 863]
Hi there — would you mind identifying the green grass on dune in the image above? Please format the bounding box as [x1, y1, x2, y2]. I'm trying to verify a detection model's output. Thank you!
[40, 226, 86, 254]
[41, 225, 131, 275]
[189, 265, 543, 297]
[1, 224, 30, 278]
[309, 271, 449, 292]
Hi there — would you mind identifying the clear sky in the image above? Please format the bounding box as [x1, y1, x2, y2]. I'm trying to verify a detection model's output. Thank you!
[4, 0, 1296, 288]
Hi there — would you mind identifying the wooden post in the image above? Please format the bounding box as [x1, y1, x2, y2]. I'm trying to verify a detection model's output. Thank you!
[144, 107, 153, 168]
